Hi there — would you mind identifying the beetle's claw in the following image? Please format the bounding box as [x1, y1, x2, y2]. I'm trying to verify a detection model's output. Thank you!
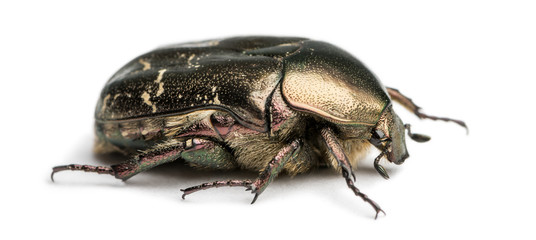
[250, 193, 260, 204]
[358, 191, 385, 220]
[375, 209, 386, 220]
[50, 166, 67, 182]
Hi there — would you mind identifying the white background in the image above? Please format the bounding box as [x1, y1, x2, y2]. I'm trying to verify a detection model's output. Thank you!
[1, 1, 535, 239]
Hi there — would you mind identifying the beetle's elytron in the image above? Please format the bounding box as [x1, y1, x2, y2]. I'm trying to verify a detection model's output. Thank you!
[52, 36, 466, 219]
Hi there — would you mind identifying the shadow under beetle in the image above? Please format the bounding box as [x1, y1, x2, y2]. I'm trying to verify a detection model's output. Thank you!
[52, 36, 466, 219]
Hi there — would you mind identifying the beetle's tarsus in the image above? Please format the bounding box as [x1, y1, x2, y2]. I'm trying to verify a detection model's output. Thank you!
[344, 175, 385, 220]
[180, 179, 254, 199]
[51, 164, 115, 182]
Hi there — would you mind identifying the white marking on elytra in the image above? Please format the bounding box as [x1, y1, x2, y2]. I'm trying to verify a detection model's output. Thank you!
[101, 94, 111, 112]
[213, 93, 221, 104]
[187, 54, 195, 66]
[141, 91, 157, 113]
[155, 69, 167, 96]
[139, 59, 151, 70]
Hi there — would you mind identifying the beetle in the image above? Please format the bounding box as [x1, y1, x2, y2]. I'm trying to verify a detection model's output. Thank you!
[52, 36, 466, 219]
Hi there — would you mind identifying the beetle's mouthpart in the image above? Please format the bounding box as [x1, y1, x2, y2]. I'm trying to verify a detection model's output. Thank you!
[405, 124, 431, 143]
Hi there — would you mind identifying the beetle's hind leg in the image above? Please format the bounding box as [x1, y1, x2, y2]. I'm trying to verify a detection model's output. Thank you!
[181, 140, 301, 204]
[386, 87, 467, 131]
[51, 139, 186, 181]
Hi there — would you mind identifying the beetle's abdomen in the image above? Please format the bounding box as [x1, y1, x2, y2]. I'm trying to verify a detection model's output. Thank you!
[94, 110, 216, 154]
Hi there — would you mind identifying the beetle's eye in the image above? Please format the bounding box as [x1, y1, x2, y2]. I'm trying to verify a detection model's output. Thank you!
[370, 129, 389, 148]
[373, 129, 388, 142]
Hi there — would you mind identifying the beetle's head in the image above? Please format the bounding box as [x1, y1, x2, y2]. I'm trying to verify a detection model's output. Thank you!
[370, 106, 409, 165]
[370, 105, 430, 179]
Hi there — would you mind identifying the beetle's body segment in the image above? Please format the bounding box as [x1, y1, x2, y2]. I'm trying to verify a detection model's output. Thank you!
[281, 40, 390, 125]
[53, 36, 466, 219]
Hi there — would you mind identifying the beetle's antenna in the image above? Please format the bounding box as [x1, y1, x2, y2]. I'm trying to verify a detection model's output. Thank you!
[374, 150, 390, 180]
[404, 124, 431, 143]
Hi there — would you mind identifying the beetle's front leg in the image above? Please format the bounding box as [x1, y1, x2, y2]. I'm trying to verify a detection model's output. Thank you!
[181, 140, 301, 203]
[386, 87, 467, 131]
[320, 127, 385, 219]
[52, 139, 185, 181]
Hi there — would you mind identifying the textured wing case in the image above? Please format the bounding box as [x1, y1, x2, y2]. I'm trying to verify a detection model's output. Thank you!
[95, 36, 306, 131]
[95, 36, 390, 131]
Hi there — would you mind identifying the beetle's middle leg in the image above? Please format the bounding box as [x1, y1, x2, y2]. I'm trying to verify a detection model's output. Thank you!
[386, 87, 467, 130]
[181, 139, 301, 203]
